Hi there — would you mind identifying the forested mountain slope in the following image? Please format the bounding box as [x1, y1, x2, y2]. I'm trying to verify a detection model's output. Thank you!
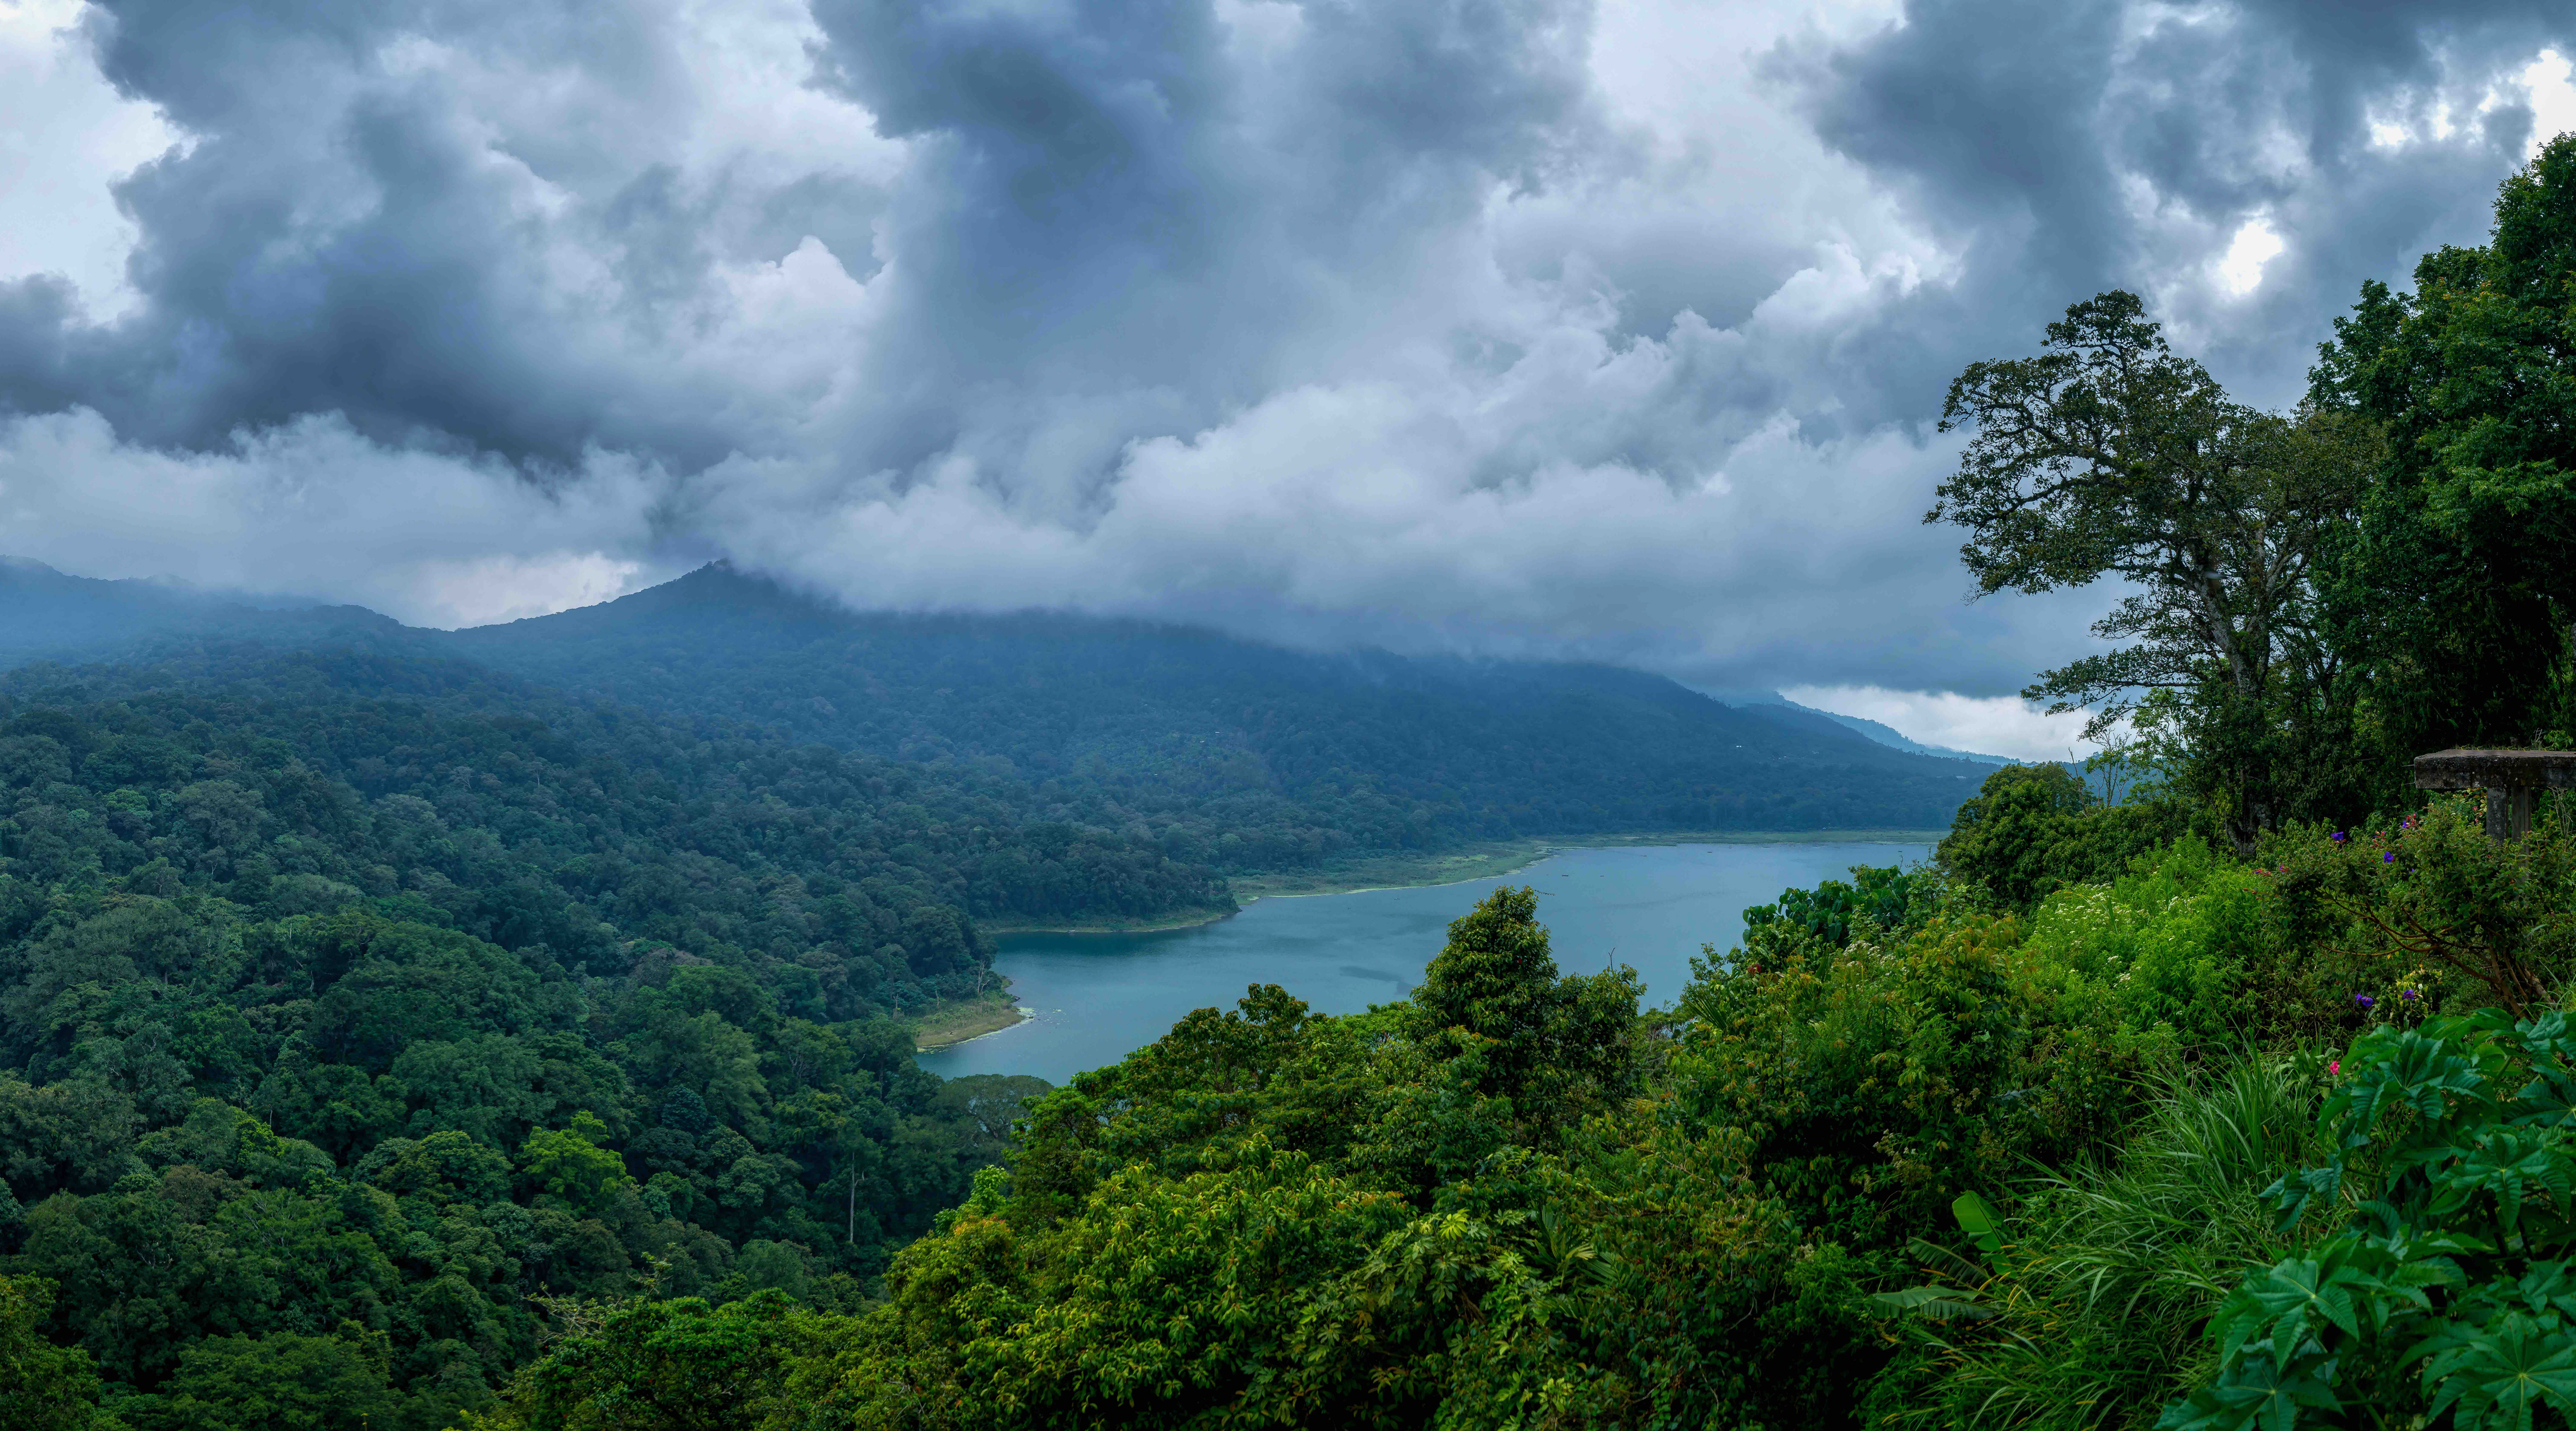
[448, 564, 1985, 860]
[0, 647, 1230, 959]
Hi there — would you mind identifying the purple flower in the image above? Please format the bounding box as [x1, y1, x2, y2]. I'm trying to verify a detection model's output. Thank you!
[2384, 852, 2397, 864]
[2333, 831, 2347, 843]
[2401, 989, 2419, 1001]
[2355, 994, 2376, 1009]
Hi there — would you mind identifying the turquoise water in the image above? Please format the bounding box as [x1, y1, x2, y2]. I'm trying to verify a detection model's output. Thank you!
[918, 840, 1930, 1084]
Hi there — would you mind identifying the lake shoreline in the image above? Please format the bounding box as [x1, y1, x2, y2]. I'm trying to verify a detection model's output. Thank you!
[1236, 829, 1949, 902]
[922, 839, 1942, 1083]
[985, 830, 1950, 935]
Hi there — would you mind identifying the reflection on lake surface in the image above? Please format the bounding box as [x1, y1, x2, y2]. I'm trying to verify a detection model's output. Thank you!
[917, 840, 1930, 1085]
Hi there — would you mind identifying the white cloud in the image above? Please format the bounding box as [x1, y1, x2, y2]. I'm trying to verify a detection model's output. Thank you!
[414, 554, 650, 628]
[1781, 684, 2099, 762]
[2528, 49, 2576, 156]
[2215, 218, 2284, 297]
[696, 320, 1982, 677]
[0, 408, 669, 627]
[0, 0, 181, 315]
[2359, 47, 2576, 160]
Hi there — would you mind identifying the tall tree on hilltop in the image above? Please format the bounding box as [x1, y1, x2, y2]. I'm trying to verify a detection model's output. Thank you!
[1409, 886, 1639, 1134]
[1928, 292, 2374, 847]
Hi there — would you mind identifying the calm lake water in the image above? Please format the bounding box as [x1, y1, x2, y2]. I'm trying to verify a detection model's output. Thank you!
[917, 840, 1931, 1084]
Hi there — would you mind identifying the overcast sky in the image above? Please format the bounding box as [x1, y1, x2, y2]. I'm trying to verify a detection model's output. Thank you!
[2, 0, 2571, 757]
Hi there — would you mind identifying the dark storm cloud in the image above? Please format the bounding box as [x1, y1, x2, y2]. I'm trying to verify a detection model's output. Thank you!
[793, 0, 1607, 483]
[0, 0, 750, 463]
[0, 0, 2566, 718]
[1781, 0, 2576, 404]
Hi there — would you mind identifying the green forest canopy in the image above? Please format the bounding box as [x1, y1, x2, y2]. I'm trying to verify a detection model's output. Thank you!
[0, 648, 1077, 1427]
[0, 619, 1973, 1427]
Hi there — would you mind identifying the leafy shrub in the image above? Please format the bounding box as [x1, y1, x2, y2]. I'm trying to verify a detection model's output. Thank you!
[2164, 1008, 2576, 1429]
[2263, 792, 2576, 1022]
[461, 1290, 817, 1431]
[1677, 895, 2182, 1247]
[1740, 861, 1936, 952]
[1940, 764, 2200, 912]
[1674, 911, 2046, 1246]
[2018, 836, 2270, 1052]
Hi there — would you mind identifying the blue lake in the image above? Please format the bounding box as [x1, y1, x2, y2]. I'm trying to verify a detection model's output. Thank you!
[917, 840, 1931, 1084]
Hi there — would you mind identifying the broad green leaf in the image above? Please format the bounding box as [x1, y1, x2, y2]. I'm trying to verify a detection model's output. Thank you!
[2156, 1347, 2340, 1431]
[2420, 1311, 2576, 1430]
[1952, 1190, 2005, 1257]
[1865, 1284, 1993, 1323]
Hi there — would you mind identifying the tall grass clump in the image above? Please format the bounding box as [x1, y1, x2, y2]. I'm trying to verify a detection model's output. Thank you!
[1878, 1055, 2333, 1430]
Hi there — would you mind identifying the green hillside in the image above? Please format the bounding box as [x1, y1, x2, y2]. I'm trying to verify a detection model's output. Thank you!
[0, 558, 1992, 877]
[0, 646, 1082, 1426]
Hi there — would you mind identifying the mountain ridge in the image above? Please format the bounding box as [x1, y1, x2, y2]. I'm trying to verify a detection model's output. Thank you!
[0, 559, 1995, 861]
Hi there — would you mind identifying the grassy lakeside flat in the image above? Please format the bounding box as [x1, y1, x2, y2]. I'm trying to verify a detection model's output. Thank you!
[1228, 829, 1950, 902]
[911, 993, 1032, 1051]
[1227, 841, 1558, 900]
[977, 903, 1244, 936]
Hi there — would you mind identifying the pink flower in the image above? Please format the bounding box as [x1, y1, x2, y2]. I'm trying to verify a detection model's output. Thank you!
[2328, 1060, 2341, 1076]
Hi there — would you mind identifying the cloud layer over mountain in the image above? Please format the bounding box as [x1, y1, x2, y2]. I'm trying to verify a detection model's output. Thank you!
[2, 0, 2571, 711]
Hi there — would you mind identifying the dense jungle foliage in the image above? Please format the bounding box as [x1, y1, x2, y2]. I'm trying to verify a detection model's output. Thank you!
[0, 646, 1226, 1428]
[410, 790, 2576, 1431]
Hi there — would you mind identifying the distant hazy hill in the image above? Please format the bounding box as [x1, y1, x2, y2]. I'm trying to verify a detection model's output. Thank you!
[1775, 703, 2015, 766]
[1807, 709, 2014, 765]
[1691, 684, 2016, 765]
[0, 560, 1988, 868]
[0, 556, 400, 664]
